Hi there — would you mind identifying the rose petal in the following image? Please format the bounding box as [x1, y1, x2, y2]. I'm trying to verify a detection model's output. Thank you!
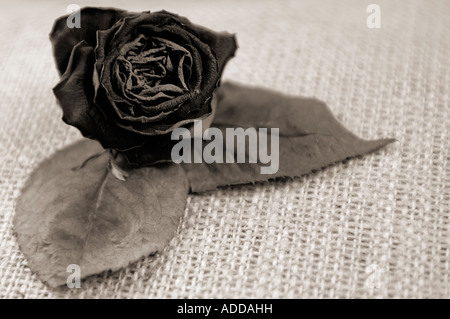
[50, 7, 135, 75]
[152, 10, 238, 74]
[116, 91, 217, 135]
[121, 94, 218, 165]
[53, 41, 147, 151]
[194, 30, 237, 74]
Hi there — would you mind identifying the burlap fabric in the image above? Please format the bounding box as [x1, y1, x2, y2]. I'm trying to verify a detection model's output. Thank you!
[0, 0, 449, 298]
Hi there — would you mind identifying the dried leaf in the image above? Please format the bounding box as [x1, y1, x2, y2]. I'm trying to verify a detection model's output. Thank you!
[182, 82, 395, 192]
[14, 139, 188, 287]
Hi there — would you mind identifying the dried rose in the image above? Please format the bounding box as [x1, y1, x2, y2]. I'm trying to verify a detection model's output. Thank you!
[51, 7, 237, 164]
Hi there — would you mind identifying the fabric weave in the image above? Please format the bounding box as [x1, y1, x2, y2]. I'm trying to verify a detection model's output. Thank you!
[0, 0, 448, 298]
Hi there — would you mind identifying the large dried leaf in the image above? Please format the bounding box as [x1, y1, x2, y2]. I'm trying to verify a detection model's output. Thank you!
[182, 82, 395, 192]
[14, 139, 188, 287]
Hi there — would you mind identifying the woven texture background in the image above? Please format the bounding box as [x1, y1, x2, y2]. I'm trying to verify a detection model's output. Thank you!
[1, 0, 449, 298]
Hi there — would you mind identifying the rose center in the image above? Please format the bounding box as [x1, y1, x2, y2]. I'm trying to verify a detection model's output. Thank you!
[113, 34, 192, 101]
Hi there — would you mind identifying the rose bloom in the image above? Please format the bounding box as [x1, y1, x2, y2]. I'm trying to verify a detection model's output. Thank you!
[51, 7, 237, 164]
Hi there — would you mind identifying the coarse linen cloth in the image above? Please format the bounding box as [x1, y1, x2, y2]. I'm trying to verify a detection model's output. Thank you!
[0, 0, 448, 298]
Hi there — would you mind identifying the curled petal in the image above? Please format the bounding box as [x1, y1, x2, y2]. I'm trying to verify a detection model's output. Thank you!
[152, 10, 238, 74]
[122, 94, 218, 165]
[53, 41, 146, 151]
[115, 103, 214, 135]
[50, 7, 134, 75]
